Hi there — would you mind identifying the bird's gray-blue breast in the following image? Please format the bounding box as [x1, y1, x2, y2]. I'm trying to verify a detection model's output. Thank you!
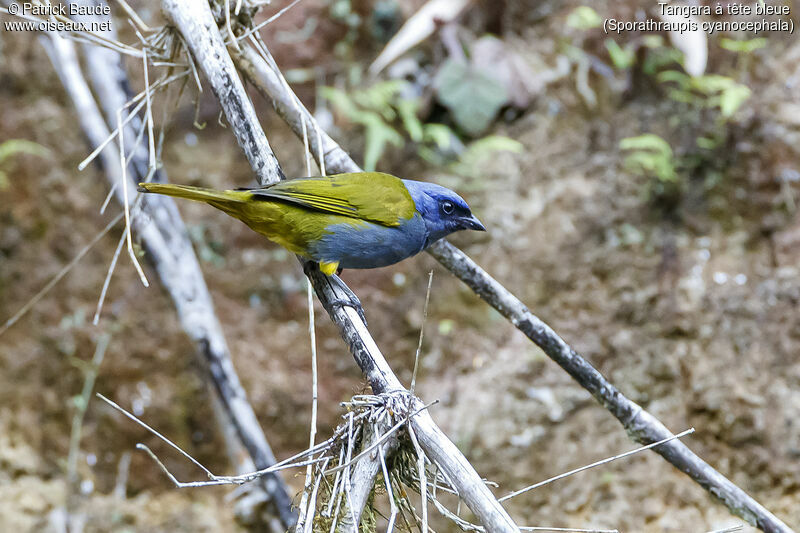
[310, 213, 429, 269]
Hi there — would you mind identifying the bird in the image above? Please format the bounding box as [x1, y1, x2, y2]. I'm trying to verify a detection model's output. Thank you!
[138, 172, 485, 276]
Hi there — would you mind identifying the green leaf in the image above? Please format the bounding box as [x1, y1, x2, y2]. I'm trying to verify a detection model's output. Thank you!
[620, 134, 677, 183]
[434, 59, 508, 136]
[717, 84, 750, 117]
[422, 123, 456, 151]
[605, 39, 635, 70]
[319, 86, 360, 121]
[0, 139, 49, 164]
[566, 6, 602, 30]
[720, 37, 767, 54]
[657, 69, 691, 87]
[688, 75, 751, 117]
[396, 98, 423, 142]
[353, 80, 406, 118]
[354, 111, 404, 171]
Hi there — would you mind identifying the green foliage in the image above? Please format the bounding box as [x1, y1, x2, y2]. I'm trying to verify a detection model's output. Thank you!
[620, 134, 677, 183]
[321, 82, 408, 171]
[720, 37, 767, 54]
[658, 71, 751, 118]
[566, 6, 602, 30]
[605, 39, 636, 70]
[640, 37, 685, 76]
[0, 139, 49, 190]
[322, 82, 520, 174]
[433, 59, 509, 136]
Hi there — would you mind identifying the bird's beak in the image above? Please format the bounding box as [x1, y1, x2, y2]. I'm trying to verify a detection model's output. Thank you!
[460, 214, 486, 232]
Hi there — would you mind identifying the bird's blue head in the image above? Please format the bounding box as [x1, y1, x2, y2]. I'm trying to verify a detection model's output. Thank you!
[402, 179, 486, 244]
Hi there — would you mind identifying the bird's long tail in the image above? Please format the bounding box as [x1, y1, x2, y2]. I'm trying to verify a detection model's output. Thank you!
[137, 183, 250, 204]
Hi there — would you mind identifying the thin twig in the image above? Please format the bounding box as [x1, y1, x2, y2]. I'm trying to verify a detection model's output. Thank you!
[411, 271, 433, 395]
[234, 0, 303, 43]
[115, 0, 151, 32]
[93, 229, 126, 325]
[408, 425, 428, 533]
[378, 443, 399, 533]
[324, 400, 437, 476]
[519, 526, 619, 533]
[142, 49, 157, 173]
[705, 526, 744, 533]
[296, 278, 319, 533]
[233, 33, 791, 530]
[499, 428, 696, 502]
[97, 392, 332, 487]
[97, 392, 215, 478]
[116, 109, 149, 287]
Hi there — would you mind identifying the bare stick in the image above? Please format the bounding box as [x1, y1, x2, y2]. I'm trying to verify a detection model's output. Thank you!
[410, 271, 433, 394]
[116, 108, 149, 287]
[296, 279, 319, 533]
[520, 526, 619, 533]
[42, 17, 295, 529]
[379, 443, 399, 533]
[500, 428, 695, 502]
[97, 392, 332, 486]
[93, 229, 126, 325]
[706, 526, 744, 533]
[408, 425, 428, 533]
[165, 4, 518, 531]
[233, 35, 792, 533]
[162, 0, 284, 185]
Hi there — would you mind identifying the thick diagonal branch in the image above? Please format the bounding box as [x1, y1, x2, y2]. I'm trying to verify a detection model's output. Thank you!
[40, 25, 296, 532]
[161, 2, 520, 532]
[233, 40, 791, 533]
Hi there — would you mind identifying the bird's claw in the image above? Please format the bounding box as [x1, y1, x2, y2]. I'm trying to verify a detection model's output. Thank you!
[303, 260, 368, 326]
[328, 284, 368, 327]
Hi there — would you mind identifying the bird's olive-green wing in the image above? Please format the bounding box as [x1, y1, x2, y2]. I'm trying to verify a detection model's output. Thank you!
[248, 172, 415, 227]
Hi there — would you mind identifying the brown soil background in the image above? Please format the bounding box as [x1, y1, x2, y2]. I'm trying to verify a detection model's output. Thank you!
[1, 1, 799, 531]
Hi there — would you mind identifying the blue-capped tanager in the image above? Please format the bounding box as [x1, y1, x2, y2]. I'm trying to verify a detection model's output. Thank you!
[138, 172, 485, 275]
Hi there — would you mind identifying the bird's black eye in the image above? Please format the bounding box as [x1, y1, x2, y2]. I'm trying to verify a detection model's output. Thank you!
[441, 200, 455, 215]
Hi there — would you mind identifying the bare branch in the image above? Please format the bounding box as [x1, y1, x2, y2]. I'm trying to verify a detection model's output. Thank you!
[161, 0, 284, 185]
[232, 31, 792, 533]
[161, 2, 520, 531]
[41, 14, 296, 529]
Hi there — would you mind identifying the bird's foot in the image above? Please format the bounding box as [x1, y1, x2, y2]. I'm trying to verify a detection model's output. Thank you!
[328, 281, 368, 327]
[303, 261, 368, 326]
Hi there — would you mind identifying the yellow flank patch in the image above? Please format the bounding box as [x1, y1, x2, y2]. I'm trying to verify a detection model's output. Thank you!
[319, 261, 339, 276]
